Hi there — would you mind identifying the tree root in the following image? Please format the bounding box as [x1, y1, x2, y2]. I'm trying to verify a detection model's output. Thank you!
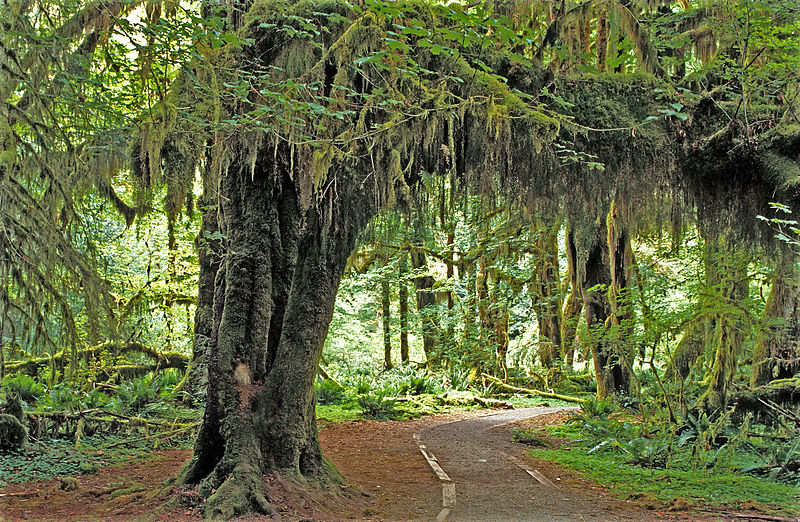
[201, 463, 275, 520]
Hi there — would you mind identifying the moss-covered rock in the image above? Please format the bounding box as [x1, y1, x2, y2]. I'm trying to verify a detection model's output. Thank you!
[0, 413, 27, 452]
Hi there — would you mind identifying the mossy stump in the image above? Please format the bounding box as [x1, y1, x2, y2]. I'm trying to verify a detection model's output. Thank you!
[0, 413, 27, 452]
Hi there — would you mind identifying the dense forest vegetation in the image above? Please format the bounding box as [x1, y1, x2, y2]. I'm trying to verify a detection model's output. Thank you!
[1, 0, 800, 517]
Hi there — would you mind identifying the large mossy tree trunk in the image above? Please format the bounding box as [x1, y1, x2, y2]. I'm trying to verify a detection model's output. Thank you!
[398, 251, 410, 363]
[181, 159, 221, 400]
[699, 239, 750, 413]
[178, 147, 373, 518]
[574, 222, 633, 399]
[381, 278, 393, 370]
[461, 256, 481, 367]
[491, 275, 511, 380]
[561, 229, 584, 369]
[605, 201, 637, 389]
[410, 245, 440, 367]
[751, 259, 800, 386]
[531, 220, 563, 370]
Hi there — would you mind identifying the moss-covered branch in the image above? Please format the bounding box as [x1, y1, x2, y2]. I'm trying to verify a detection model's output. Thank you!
[481, 373, 586, 404]
[731, 378, 800, 422]
[2, 340, 188, 378]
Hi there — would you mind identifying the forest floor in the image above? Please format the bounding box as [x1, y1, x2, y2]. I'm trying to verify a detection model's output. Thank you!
[0, 408, 792, 521]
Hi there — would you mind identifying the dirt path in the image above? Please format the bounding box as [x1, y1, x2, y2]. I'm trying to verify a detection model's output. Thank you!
[417, 407, 640, 521]
[321, 408, 687, 521]
[0, 408, 711, 520]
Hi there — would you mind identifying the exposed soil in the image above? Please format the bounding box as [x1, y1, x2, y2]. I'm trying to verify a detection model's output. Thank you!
[0, 408, 781, 521]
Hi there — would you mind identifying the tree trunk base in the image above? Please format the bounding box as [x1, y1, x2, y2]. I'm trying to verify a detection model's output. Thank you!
[179, 453, 345, 519]
[202, 465, 274, 519]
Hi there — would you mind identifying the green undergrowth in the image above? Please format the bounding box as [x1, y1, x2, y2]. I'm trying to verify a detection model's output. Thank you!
[314, 365, 489, 422]
[0, 432, 195, 488]
[313, 365, 588, 424]
[531, 446, 800, 516]
[524, 407, 800, 517]
[315, 402, 362, 422]
[315, 391, 484, 422]
[505, 394, 585, 409]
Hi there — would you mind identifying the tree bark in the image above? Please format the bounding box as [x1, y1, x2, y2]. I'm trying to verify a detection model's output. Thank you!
[606, 201, 637, 389]
[182, 158, 221, 399]
[179, 148, 370, 518]
[531, 221, 563, 370]
[461, 255, 480, 367]
[596, 4, 610, 72]
[492, 275, 510, 380]
[574, 222, 632, 399]
[445, 231, 456, 345]
[382, 278, 392, 370]
[398, 251, 409, 363]
[561, 229, 583, 369]
[410, 245, 440, 366]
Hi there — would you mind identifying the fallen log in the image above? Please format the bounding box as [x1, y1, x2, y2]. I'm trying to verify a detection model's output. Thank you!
[481, 373, 586, 404]
[473, 396, 514, 409]
[4, 341, 188, 379]
[383, 393, 513, 412]
[731, 377, 800, 423]
[27, 408, 198, 442]
[101, 421, 201, 448]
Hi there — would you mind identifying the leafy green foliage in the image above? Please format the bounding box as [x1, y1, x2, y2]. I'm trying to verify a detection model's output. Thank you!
[41, 383, 87, 413]
[1, 375, 45, 405]
[0, 433, 194, 488]
[357, 394, 399, 420]
[511, 427, 552, 447]
[533, 445, 800, 516]
[373, 366, 443, 397]
[314, 380, 348, 405]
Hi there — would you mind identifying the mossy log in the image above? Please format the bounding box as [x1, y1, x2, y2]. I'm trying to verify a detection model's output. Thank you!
[3, 341, 188, 379]
[481, 373, 586, 404]
[473, 396, 514, 409]
[385, 393, 513, 410]
[731, 377, 800, 421]
[27, 408, 198, 441]
[316, 365, 344, 390]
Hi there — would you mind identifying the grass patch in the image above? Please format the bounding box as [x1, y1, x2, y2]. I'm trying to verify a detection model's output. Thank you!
[511, 427, 552, 447]
[530, 446, 800, 517]
[315, 401, 362, 422]
[527, 409, 800, 517]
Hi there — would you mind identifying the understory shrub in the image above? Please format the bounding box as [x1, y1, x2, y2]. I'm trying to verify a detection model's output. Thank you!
[2, 375, 45, 405]
[375, 366, 442, 396]
[357, 394, 398, 419]
[511, 427, 552, 447]
[315, 379, 347, 404]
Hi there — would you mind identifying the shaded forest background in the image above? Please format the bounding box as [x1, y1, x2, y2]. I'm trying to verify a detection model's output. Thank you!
[1, 0, 800, 517]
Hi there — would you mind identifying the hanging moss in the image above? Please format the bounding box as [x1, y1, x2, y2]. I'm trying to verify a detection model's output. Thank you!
[132, 0, 800, 273]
